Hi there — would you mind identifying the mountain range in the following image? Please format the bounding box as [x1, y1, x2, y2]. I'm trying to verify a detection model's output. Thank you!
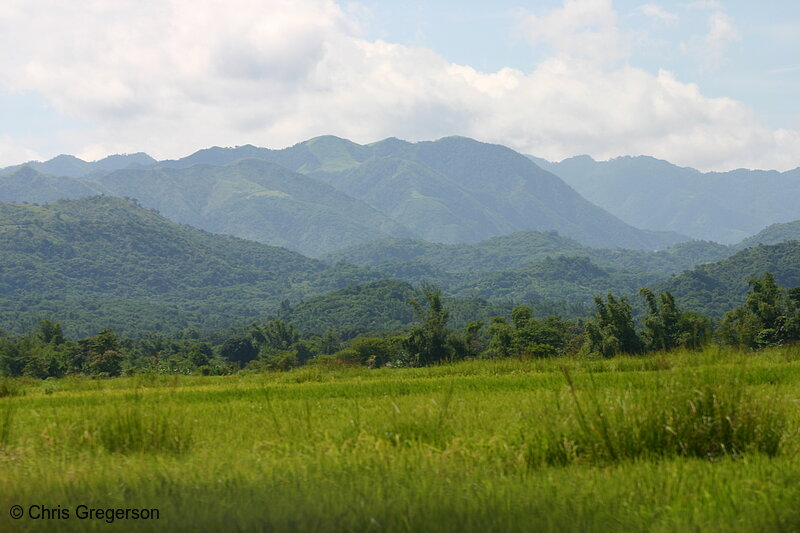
[6, 136, 799, 253]
[530, 154, 800, 244]
[1, 136, 686, 255]
[2, 135, 800, 337]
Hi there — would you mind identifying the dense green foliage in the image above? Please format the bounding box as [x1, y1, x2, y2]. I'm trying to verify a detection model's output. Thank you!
[718, 273, 800, 348]
[734, 220, 800, 251]
[322, 231, 731, 275]
[4, 195, 800, 341]
[0, 196, 404, 336]
[661, 242, 800, 316]
[5, 272, 800, 379]
[639, 288, 711, 351]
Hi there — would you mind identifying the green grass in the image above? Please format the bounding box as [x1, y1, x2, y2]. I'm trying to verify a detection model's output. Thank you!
[2, 346, 800, 531]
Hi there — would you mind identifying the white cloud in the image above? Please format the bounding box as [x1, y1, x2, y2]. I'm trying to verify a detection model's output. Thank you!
[640, 4, 678, 22]
[517, 0, 626, 65]
[0, 0, 797, 171]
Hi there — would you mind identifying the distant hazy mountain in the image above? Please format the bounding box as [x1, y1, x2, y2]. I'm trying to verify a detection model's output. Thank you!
[659, 242, 800, 316]
[96, 158, 414, 256]
[0, 166, 103, 203]
[1, 160, 414, 256]
[532, 154, 800, 244]
[162, 135, 687, 250]
[1, 152, 156, 178]
[0, 136, 689, 253]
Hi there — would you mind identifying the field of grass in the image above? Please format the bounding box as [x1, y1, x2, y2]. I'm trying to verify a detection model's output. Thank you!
[2, 346, 800, 531]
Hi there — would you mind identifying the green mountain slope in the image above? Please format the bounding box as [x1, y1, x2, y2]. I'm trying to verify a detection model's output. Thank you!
[311, 136, 686, 249]
[0, 196, 396, 336]
[312, 156, 514, 243]
[157, 136, 687, 250]
[323, 231, 731, 276]
[96, 158, 414, 256]
[733, 221, 800, 251]
[440, 255, 661, 309]
[0, 166, 104, 203]
[18, 158, 414, 256]
[534, 154, 800, 244]
[659, 242, 800, 316]
[1, 153, 156, 178]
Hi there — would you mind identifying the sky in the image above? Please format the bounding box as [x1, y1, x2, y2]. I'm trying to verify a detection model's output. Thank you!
[0, 0, 798, 171]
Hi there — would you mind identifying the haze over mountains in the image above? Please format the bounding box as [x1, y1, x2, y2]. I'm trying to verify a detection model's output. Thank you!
[531, 154, 800, 244]
[5, 135, 799, 256]
[1, 136, 687, 255]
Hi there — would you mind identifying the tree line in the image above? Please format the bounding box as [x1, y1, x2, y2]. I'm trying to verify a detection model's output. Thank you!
[2, 273, 799, 379]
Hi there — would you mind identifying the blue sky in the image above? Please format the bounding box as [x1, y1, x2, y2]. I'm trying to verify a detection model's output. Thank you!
[355, 1, 800, 129]
[0, 0, 798, 170]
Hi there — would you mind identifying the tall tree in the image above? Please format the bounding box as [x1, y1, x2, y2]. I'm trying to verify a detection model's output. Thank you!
[404, 287, 452, 365]
[586, 293, 642, 357]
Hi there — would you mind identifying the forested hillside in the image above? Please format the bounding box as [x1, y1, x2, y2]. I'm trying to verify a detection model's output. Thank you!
[95, 158, 413, 255]
[734, 220, 800, 251]
[0, 197, 396, 336]
[660, 242, 800, 315]
[323, 231, 731, 275]
[0, 136, 688, 254]
[251, 135, 688, 249]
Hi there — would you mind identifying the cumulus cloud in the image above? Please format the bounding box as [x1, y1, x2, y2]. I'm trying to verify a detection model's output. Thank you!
[0, 0, 797, 171]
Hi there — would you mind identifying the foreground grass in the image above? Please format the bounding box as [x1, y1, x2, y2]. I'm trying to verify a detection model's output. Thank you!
[1, 346, 800, 531]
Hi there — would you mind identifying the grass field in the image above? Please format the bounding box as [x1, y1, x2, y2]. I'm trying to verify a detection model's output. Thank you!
[2, 346, 800, 531]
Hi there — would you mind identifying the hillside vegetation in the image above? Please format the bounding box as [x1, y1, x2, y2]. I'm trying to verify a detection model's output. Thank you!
[0, 196, 388, 336]
[0, 136, 688, 254]
[734, 220, 800, 251]
[323, 231, 731, 275]
[4, 195, 800, 338]
[661, 242, 800, 315]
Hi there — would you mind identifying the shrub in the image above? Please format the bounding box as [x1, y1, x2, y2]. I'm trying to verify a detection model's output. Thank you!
[527, 368, 787, 467]
[94, 399, 193, 455]
[0, 379, 21, 398]
[0, 402, 14, 447]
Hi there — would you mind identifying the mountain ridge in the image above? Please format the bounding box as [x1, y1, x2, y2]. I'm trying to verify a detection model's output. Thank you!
[0, 136, 690, 254]
[531, 153, 800, 243]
